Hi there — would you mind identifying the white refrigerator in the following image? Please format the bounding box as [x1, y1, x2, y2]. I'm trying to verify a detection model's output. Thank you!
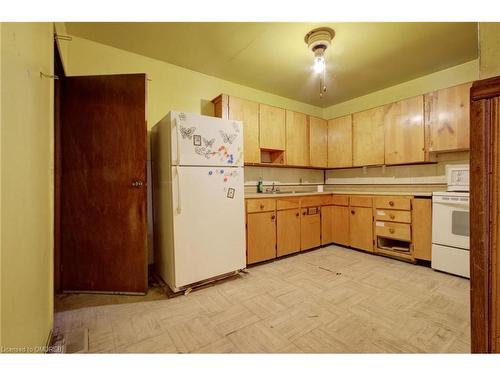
[152, 111, 246, 292]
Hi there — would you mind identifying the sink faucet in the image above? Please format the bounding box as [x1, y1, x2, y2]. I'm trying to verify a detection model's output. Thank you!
[265, 182, 280, 193]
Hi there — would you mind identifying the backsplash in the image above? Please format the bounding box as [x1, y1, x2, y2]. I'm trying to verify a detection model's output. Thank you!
[325, 151, 469, 185]
[244, 166, 323, 187]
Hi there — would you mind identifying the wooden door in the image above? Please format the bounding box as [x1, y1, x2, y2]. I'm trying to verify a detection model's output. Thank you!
[385, 96, 426, 165]
[300, 208, 321, 250]
[259, 104, 285, 150]
[277, 209, 301, 256]
[321, 206, 334, 245]
[247, 211, 276, 264]
[61, 74, 148, 293]
[327, 115, 352, 168]
[285, 110, 309, 166]
[309, 116, 328, 167]
[412, 198, 432, 261]
[427, 82, 472, 152]
[228, 96, 260, 163]
[352, 106, 385, 166]
[332, 205, 350, 246]
[470, 76, 500, 353]
[349, 206, 373, 252]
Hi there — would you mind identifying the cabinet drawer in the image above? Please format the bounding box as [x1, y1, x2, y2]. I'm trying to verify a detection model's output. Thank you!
[319, 194, 333, 205]
[349, 196, 373, 208]
[247, 199, 276, 213]
[374, 196, 411, 210]
[374, 209, 411, 223]
[375, 221, 411, 241]
[300, 195, 324, 208]
[277, 197, 300, 210]
[331, 195, 349, 206]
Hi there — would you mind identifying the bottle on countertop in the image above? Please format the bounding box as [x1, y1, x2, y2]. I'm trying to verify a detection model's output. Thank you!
[257, 177, 264, 193]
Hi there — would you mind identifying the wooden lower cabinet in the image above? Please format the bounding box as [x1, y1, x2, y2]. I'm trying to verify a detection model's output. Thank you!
[349, 206, 374, 252]
[412, 198, 432, 261]
[332, 205, 350, 246]
[301, 207, 321, 250]
[246, 211, 276, 264]
[321, 206, 333, 245]
[277, 209, 301, 256]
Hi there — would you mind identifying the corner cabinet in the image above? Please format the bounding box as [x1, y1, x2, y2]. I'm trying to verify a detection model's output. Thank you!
[352, 106, 385, 166]
[212, 94, 260, 164]
[426, 82, 472, 152]
[384, 95, 427, 165]
[327, 115, 352, 168]
[309, 116, 328, 167]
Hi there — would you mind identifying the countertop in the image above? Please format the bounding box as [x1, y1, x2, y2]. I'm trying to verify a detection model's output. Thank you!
[244, 190, 434, 199]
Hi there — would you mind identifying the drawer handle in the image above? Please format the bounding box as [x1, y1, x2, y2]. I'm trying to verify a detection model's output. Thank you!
[389, 214, 395, 219]
[389, 201, 395, 206]
[389, 228, 395, 234]
[260, 204, 265, 209]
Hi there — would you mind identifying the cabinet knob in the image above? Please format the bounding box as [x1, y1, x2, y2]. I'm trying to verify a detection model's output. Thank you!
[303, 211, 306, 216]
[271, 214, 275, 221]
[296, 212, 300, 217]
[389, 228, 395, 234]
[389, 214, 395, 219]
[260, 204, 265, 209]
[351, 210, 355, 215]
[389, 201, 394, 206]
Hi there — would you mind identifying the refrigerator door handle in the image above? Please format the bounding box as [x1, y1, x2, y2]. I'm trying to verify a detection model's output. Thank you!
[174, 117, 181, 164]
[176, 166, 182, 214]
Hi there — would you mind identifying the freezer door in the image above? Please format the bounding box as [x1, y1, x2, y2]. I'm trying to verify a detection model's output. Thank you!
[170, 111, 243, 167]
[171, 166, 246, 289]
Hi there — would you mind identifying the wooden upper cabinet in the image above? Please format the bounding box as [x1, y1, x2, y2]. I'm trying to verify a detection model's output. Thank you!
[228, 96, 260, 163]
[309, 116, 328, 167]
[327, 115, 352, 168]
[212, 94, 260, 163]
[384, 96, 426, 165]
[285, 110, 309, 166]
[426, 82, 472, 152]
[259, 104, 286, 150]
[352, 106, 385, 166]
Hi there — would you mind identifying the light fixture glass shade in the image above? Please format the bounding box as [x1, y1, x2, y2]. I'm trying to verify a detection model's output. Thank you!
[313, 56, 325, 74]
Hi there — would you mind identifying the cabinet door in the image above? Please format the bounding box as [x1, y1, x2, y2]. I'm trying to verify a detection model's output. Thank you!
[247, 211, 276, 264]
[285, 110, 309, 166]
[349, 206, 373, 252]
[412, 198, 432, 261]
[327, 115, 352, 168]
[309, 116, 328, 167]
[352, 106, 385, 166]
[321, 206, 334, 245]
[300, 208, 321, 250]
[332, 205, 350, 246]
[427, 82, 472, 152]
[277, 209, 301, 256]
[385, 96, 425, 165]
[259, 104, 285, 150]
[229, 96, 260, 163]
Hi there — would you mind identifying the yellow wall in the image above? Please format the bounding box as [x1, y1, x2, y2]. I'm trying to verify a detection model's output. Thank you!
[323, 59, 479, 119]
[479, 22, 500, 79]
[0, 23, 54, 351]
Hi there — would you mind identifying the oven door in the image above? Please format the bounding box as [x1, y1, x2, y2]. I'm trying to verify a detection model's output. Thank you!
[432, 195, 470, 249]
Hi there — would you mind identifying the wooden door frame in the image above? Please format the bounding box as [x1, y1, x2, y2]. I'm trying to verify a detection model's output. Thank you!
[470, 75, 500, 353]
[54, 40, 65, 294]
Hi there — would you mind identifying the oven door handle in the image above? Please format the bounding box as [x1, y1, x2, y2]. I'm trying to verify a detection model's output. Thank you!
[434, 201, 469, 207]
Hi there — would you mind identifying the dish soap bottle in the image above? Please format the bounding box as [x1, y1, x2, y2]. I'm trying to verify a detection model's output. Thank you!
[257, 177, 264, 193]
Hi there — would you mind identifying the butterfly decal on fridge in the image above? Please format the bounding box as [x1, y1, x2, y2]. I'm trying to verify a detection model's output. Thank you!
[219, 130, 237, 144]
[180, 126, 196, 140]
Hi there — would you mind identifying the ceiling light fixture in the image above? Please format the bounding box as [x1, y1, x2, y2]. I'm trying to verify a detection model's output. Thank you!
[304, 27, 335, 98]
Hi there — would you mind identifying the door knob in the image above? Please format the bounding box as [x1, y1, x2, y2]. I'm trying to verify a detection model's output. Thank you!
[131, 180, 144, 188]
